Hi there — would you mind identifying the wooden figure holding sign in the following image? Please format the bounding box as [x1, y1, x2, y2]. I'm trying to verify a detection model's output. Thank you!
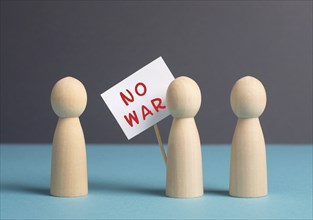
[166, 76, 203, 198]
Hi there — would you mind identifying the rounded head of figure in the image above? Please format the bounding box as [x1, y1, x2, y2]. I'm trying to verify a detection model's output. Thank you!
[166, 76, 201, 118]
[51, 76, 87, 118]
[230, 76, 266, 118]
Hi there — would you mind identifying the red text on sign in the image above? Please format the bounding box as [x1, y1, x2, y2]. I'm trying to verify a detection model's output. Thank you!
[121, 82, 166, 127]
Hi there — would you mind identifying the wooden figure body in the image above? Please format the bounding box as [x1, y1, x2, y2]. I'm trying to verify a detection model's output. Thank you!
[50, 76, 88, 197]
[166, 76, 203, 198]
[229, 76, 267, 198]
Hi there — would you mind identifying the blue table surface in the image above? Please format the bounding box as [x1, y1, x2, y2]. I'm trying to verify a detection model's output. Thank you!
[1, 144, 312, 220]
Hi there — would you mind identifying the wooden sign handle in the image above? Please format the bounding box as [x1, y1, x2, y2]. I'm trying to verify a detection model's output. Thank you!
[153, 124, 167, 165]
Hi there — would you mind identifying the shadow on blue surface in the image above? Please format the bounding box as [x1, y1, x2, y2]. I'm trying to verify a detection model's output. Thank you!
[89, 180, 165, 197]
[1, 181, 165, 197]
[1, 182, 49, 196]
[204, 188, 229, 196]
[1, 181, 230, 198]
[88, 180, 229, 198]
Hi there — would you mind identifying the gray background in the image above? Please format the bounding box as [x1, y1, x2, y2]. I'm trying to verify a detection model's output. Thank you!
[1, 1, 312, 144]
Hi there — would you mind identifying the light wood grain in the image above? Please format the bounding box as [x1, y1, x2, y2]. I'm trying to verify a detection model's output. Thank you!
[50, 77, 88, 197]
[229, 76, 267, 198]
[153, 124, 167, 165]
[166, 76, 203, 198]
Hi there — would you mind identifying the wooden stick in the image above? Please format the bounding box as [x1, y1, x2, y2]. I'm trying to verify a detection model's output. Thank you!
[153, 124, 167, 165]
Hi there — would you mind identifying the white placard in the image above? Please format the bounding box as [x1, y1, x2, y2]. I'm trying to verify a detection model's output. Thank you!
[101, 57, 175, 139]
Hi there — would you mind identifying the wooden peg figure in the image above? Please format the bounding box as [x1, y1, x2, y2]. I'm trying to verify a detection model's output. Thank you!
[229, 76, 267, 198]
[50, 76, 88, 197]
[166, 76, 203, 198]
